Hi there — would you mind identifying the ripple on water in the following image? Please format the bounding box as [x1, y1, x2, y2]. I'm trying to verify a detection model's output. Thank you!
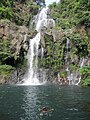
[0, 85, 90, 120]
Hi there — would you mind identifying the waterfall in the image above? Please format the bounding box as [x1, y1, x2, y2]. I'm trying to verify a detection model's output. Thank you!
[66, 38, 70, 71]
[22, 33, 41, 85]
[22, 7, 55, 85]
[65, 38, 87, 85]
[75, 57, 86, 85]
[66, 38, 70, 85]
[66, 55, 87, 85]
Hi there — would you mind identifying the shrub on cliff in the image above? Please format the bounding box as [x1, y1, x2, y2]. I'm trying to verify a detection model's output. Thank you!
[79, 66, 90, 86]
[49, 0, 90, 28]
[0, 65, 15, 77]
[0, 0, 45, 26]
[0, 0, 14, 20]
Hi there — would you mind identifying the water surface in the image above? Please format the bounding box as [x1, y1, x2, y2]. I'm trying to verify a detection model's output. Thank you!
[0, 85, 90, 120]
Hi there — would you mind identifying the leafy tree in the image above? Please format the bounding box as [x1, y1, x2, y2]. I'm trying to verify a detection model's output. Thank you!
[0, 0, 14, 20]
[49, 0, 90, 28]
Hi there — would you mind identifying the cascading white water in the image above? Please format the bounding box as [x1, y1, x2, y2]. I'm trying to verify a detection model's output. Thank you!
[65, 38, 86, 85]
[22, 33, 41, 85]
[36, 7, 55, 32]
[75, 57, 86, 85]
[66, 38, 70, 71]
[36, 7, 49, 32]
[66, 54, 87, 85]
[66, 38, 71, 85]
[22, 7, 55, 85]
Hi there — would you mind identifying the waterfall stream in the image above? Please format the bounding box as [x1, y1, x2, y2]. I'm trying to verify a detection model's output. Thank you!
[22, 33, 41, 85]
[20, 6, 87, 86]
[65, 38, 86, 85]
[22, 7, 55, 85]
[75, 57, 86, 85]
[66, 38, 70, 84]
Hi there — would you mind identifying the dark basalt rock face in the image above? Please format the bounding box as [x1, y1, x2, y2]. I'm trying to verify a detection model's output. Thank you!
[0, 20, 30, 84]
[0, 0, 46, 84]
[6, 69, 26, 84]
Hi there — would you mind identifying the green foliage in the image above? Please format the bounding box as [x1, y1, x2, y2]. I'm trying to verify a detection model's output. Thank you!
[80, 11, 90, 27]
[71, 33, 89, 57]
[0, 0, 40, 26]
[49, 0, 90, 28]
[0, 39, 13, 64]
[79, 66, 90, 86]
[60, 71, 67, 78]
[39, 34, 66, 73]
[0, 0, 14, 20]
[0, 0, 13, 7]
[0, 65, 15, 76]
[81, 77, 90, 86]
[70, 64, 77, 70]
[79, 66, 90, 75]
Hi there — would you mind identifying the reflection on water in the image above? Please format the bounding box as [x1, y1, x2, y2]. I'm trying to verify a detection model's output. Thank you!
[21, 87, 40, 120]
[0, 85, 90, 120]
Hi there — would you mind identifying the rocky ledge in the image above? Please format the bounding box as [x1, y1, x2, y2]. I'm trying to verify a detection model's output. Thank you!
[0, 19, 31, 84]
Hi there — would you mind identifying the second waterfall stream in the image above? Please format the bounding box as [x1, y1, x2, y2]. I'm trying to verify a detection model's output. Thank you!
[22, 7, 55, 85]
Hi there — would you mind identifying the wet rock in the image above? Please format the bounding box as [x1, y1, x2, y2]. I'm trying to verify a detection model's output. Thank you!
[0, 20, 31, 61]
[0, 20, 30, 84]
[5, 69, 26, 84]
[0, 75, 5, 84]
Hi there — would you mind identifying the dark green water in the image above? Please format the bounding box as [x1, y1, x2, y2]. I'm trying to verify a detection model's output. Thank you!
[0, 85, 90, 120]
